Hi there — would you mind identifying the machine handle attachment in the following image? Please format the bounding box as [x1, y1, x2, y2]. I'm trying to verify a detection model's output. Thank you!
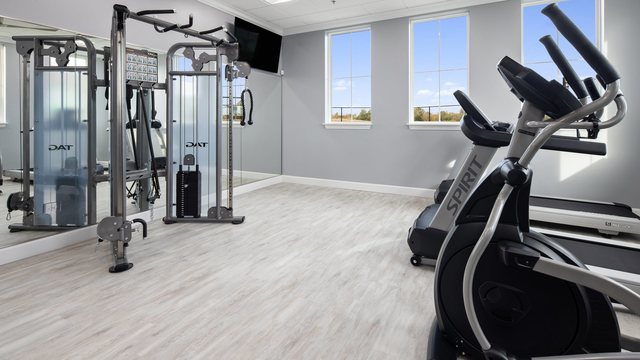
[539, 35, 588, 99]
[137, 9, 175, 16]
[584, 77, 601, 101]
[542, 3, 620, 84]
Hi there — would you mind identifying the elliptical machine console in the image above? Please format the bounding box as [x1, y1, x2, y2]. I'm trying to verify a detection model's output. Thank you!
[428, 4, 640, 359]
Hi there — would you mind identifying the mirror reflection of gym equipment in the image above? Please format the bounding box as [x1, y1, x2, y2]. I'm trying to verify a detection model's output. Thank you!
[0, 16, 278, 249]
[6, 35, 102, 232]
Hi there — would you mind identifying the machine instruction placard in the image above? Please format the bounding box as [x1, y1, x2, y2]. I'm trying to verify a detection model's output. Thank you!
[126, 48, 158, 83]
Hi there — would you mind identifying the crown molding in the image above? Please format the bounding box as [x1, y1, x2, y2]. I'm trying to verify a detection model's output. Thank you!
[283, 0, 506, 35]
[198, 0, 507, 37]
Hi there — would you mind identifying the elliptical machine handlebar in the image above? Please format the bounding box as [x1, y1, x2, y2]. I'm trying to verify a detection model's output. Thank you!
[520, 3, 626, 136]
[539, 35, 588, 101]
[584, 77, 601, 101]
[520, 75, 624, 168]
[542, 3, 619, 84]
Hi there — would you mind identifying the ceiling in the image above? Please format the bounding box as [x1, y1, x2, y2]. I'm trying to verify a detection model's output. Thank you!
[199, 0, 504, 35]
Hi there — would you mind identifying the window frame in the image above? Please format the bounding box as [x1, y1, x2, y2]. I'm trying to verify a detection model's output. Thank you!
[408, 12, 469, 131]
[324, 25, 372, 130]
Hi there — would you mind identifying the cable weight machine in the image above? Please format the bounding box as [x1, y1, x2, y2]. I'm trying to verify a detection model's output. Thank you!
[98, 5, 253, 273]
[162, 42, 251, 224]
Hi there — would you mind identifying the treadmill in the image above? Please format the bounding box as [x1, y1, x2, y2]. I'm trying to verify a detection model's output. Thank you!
[407, 89, 640, 294]
[529, 197, 640, 236]
[436, 168, 640, 237]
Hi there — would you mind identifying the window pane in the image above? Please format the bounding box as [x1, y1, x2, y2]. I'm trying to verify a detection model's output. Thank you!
[523, 4, 555, 64]
[413, 72, 438, 122]
[351, 30, 371, 77]
[413, 20, 438, 73]
[439, 70, 467, 122]
[568, 59, 594, 81]
[331, 108, 352, 122]
[439, 16, 467, 70]
[351, 107, 371, 121]
[528, 62, 559, 84]
[328, 28, 371, 123]
[331, 33, 351, 79]
[332, 78, 351, 108]
[413, 72, 438, 107]
[351, 76, 371, 108]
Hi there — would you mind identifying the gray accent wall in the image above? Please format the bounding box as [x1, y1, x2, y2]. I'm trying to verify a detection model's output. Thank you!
[282, 0, 521, 190]
[281, 0, 640, 208]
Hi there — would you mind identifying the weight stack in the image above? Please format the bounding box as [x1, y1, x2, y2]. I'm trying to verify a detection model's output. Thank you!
[176, 165, 201, 218]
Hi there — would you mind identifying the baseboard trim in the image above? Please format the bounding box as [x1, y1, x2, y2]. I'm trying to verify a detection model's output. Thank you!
[281, 175, 433, 198]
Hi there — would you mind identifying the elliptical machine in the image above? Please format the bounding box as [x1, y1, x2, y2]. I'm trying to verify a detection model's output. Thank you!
[429, 4, 640, 359]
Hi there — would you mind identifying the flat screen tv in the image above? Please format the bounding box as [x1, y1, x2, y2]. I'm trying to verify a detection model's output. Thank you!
[234, 17, 282, 73]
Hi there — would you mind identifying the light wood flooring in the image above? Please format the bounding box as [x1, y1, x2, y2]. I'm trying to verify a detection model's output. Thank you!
[0, 172, 276, 249]
[0, 183, 637, 359]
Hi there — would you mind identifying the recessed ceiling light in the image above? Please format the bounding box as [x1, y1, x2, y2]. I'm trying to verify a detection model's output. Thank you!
[263, 0, 293, 4]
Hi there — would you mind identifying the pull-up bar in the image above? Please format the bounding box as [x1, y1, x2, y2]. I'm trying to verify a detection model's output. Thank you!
[113, 5, 238, 48]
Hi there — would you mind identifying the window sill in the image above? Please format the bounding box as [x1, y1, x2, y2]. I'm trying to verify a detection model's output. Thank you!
[406, 122, 460, 131]
[324, 122, 372, 130]
[0, 123, 6, 128]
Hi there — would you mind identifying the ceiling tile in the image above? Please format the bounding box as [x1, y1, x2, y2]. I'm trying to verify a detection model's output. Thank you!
[273, 17, 310, 28]
[295, 6, 367, 24]
[402, 0, 447, 9]
[199, 0, 502, 34]
[272, 1, 341, 17]
[247, 5, 291, 20]
[218, 0, 267, 10]
[364, 0, 408, 14]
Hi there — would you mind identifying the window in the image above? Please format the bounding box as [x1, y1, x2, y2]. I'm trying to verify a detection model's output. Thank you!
[0, 44, 5, 126]
[325, 27, 371, 127]
[522, 0, 599, 84]
[410, 14, 468, 125]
